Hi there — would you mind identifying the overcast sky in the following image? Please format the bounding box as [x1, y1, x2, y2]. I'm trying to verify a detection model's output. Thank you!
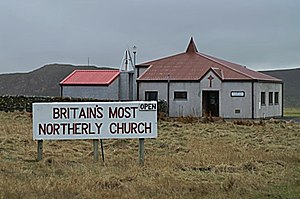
[0, 0, 299, 74]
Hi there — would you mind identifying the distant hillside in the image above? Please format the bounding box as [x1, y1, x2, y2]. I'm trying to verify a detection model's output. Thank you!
[0, 64, 116, 97]
[261, 68, 300, 108]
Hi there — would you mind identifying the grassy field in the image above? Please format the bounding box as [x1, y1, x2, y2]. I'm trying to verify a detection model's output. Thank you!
[0, 112, 299, 199]
[284, 107, 300, 117]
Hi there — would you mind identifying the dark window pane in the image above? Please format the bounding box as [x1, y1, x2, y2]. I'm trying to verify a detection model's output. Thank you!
[261, 92, 266, 105]
[174, 91, 187, 100]
[275, 92, 279, 104]
[145, 91, 158, 101]
[269, 92, 273, 105]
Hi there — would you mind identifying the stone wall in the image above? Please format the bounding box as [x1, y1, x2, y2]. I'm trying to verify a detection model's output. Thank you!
[0, 96, 110, 112]
[0, 96, 167, 114]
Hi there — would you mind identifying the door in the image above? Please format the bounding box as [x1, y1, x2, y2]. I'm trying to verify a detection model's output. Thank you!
[202, 91, 219, 117]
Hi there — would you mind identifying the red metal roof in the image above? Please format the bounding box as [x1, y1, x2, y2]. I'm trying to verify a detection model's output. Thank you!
[137, 38, 282, 82]
[60, 70, 120, 85]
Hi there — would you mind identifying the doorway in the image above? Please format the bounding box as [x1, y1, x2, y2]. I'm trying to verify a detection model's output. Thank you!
[202, 91, 219, 117]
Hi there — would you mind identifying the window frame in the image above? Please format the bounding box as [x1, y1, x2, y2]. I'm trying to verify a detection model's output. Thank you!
[174, 91, 188, 101]
[145, 91, 158, 101]
[261, 92, 266, 106]
[269, 92, 273, 105]
[274, 92, 279, 105]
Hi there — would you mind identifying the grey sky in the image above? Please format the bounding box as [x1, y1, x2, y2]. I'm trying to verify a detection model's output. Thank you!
[0, 0, 299, 74]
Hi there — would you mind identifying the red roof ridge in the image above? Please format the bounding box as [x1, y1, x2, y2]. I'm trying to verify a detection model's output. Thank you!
[196, 52, 254, 80]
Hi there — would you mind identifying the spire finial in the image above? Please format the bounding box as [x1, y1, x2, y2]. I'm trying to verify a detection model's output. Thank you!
[186, 37, 198, 53]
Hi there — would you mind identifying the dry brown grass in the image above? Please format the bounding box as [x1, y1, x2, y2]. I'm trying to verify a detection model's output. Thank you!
[0, 112, 300, 199]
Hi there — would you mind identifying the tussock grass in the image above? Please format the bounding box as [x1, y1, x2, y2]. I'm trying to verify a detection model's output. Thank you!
[0, 112, 300, 198]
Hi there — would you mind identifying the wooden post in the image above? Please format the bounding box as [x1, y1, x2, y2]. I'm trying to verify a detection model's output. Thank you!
[93, 139, 99, 161]
[37, 140, 43, 161]
[138, 138, 145, 166]
[100, 139, 105, 162]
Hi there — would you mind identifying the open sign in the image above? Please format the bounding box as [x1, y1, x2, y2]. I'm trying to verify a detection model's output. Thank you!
[139, 102, 157, 111]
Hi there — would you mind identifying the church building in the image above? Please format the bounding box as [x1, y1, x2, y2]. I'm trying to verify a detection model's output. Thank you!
[136, 38, 283, 119]
[60, 38, 283, 119]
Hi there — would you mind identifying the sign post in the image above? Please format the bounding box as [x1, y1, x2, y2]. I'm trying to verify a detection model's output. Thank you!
[33, 101, 157, 164]
[139, 138, 145, 166]
[100, 139, 105, 162]
[93, 139, 99, 161]
[37, 140, 43, 161]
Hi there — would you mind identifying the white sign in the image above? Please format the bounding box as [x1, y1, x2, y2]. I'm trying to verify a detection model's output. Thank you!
[33, 101, 157, 140]
[231, 91, 245, 97]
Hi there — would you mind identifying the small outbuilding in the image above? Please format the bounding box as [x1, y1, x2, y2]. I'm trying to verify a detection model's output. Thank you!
[60, 70, 132, 100]
[136, 38, 283, 119]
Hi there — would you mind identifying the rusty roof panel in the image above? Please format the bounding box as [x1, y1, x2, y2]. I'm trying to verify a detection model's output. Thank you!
[138, 39, 282, 82]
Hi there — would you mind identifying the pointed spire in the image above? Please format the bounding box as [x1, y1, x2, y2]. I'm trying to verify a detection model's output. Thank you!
[186, 37, 198, 53]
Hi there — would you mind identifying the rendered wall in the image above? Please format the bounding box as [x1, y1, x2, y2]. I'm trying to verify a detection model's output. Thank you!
[138, 71, 282, 118]
[139, 82, 167, 101]
[119, 72, 130, 100]
[139, 81, 201, 117]
[220, 82, 252, 118]
[62, 78, 119, 100]
[169, 82, 201, 117]
[254, 82, 283, 118]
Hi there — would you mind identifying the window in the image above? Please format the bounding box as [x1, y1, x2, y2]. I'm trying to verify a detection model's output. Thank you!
[261, 92, 266, 106]
[145, 91, 158, 101]
[269, 92, 273, 105]
[275, 92, 279, 105]
[174, 91, 187, 100]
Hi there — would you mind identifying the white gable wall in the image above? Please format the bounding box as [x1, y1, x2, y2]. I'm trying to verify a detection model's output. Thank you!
[200, 71, 253, 118]
[199, 71, 222, 117]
